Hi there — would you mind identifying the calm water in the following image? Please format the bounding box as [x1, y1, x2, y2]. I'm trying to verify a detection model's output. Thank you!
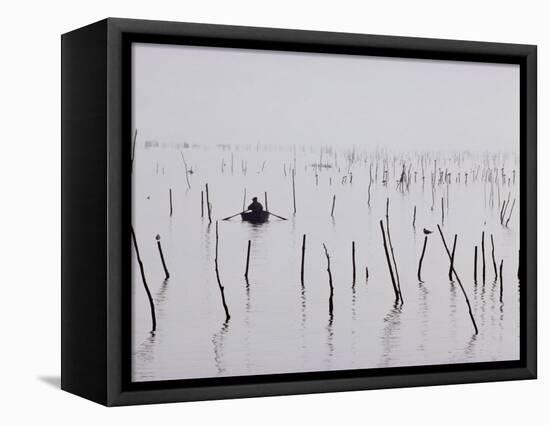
[131, 145, 519, 382]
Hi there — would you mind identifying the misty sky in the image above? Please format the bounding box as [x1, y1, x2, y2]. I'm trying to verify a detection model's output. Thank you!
[132, 42, 519, 152]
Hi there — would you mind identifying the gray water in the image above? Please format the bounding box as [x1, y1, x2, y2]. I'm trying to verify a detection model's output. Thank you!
[131, 145, 519, 382]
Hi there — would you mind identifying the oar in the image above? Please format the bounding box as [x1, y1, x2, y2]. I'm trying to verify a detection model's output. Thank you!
[222, 211, 244, 221]
[268, 211, 288, 221]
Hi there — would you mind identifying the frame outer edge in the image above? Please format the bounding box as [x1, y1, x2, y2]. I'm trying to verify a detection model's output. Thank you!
[525, 46, 537, 378]
[98, 18, 537, 406]
[61, 19, 110, 406]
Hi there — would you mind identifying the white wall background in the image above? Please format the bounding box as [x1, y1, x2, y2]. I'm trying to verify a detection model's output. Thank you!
[0, 0, 546, 422]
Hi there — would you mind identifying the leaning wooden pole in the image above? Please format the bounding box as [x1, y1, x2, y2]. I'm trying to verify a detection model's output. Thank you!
[437, 225, 478, 335]
[131, 226, 156, 333]
[214, 221, 230, 321]
[385, 198, 403, 304]
[156, 235, 170, 280]
[380, 220, 400, 304]
[244, 240, 251, 278]
[205, 183, 212, 224]
[331, 195, 336, 217]
[448, 234, 457, 281]
[417, 235, 428, 282]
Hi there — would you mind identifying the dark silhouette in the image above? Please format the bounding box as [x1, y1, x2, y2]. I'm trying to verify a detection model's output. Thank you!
[247, 197, 264, 212]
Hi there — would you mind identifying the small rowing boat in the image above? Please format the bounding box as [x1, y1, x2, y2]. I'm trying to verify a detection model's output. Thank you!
[241, 210, 270, 224]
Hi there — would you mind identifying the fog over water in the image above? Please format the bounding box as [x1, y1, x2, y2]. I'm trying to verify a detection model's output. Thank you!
[131, 43, 520, 382]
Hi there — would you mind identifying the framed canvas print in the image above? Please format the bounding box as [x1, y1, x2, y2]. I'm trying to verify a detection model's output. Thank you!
[61, 18, 537, 406]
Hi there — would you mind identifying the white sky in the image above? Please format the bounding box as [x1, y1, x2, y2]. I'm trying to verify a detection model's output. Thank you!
[132, 42, 519, 152]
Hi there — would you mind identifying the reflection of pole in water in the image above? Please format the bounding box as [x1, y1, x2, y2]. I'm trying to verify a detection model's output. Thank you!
[212, 321, 230, 375]
[379, 304, 402, 367]
[416, 282, 429, 353]
[325, 315, 334, 369]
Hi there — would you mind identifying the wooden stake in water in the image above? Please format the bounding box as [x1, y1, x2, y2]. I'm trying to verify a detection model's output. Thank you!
[131, 226, 156, 333]
[499, 259, 504, 303]
[505, 199, 516, 227]
[380, 220, 399, 304]
[517, 249, 520, 280]
[412, 205, 417, 229]
[449, 234, 457, 281]
[156, 234, 170, 280]
[214, 221, 230, 321]
[130, 129, 138, 174]
[201, 190, 204, 218]
[490, 234, 498, 281]
[331, 195, 336, 217]
[242, 188, 247, 212]
[385, 198, 403, 304]
[436, 225, 478, 335]
[205, 183, 212, 224]
[292, 169, 296, 214]
[418, 235, 428, 282]
[474, 245, 478, 283]
[264, 192, 269, 211]
[481, 231, 486, 284]
[352, 241, 356, 285]
[244, 240, 251, 278]
[180, 151, 192, 190]
[300, 234, 306, 286]
[322, 243, 334, 317]
[169, 188, 173, 217]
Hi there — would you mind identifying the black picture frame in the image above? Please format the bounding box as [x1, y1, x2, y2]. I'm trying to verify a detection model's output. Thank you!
[61, 18, 537, 406]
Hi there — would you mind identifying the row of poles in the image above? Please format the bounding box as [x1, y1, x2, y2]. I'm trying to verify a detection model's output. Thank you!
[131, 197, 516, 337]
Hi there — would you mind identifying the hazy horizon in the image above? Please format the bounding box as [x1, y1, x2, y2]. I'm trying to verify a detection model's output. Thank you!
[132, 42, 519, 153]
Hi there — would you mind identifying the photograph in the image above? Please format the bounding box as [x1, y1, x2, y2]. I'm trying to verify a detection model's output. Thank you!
[130, 41, 520, 383]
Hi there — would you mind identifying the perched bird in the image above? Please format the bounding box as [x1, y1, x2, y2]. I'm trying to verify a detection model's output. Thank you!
[423, 228, 433, 235]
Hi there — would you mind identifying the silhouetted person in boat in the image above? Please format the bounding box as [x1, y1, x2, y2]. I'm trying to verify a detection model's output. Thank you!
[247, 197, 264, 213]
